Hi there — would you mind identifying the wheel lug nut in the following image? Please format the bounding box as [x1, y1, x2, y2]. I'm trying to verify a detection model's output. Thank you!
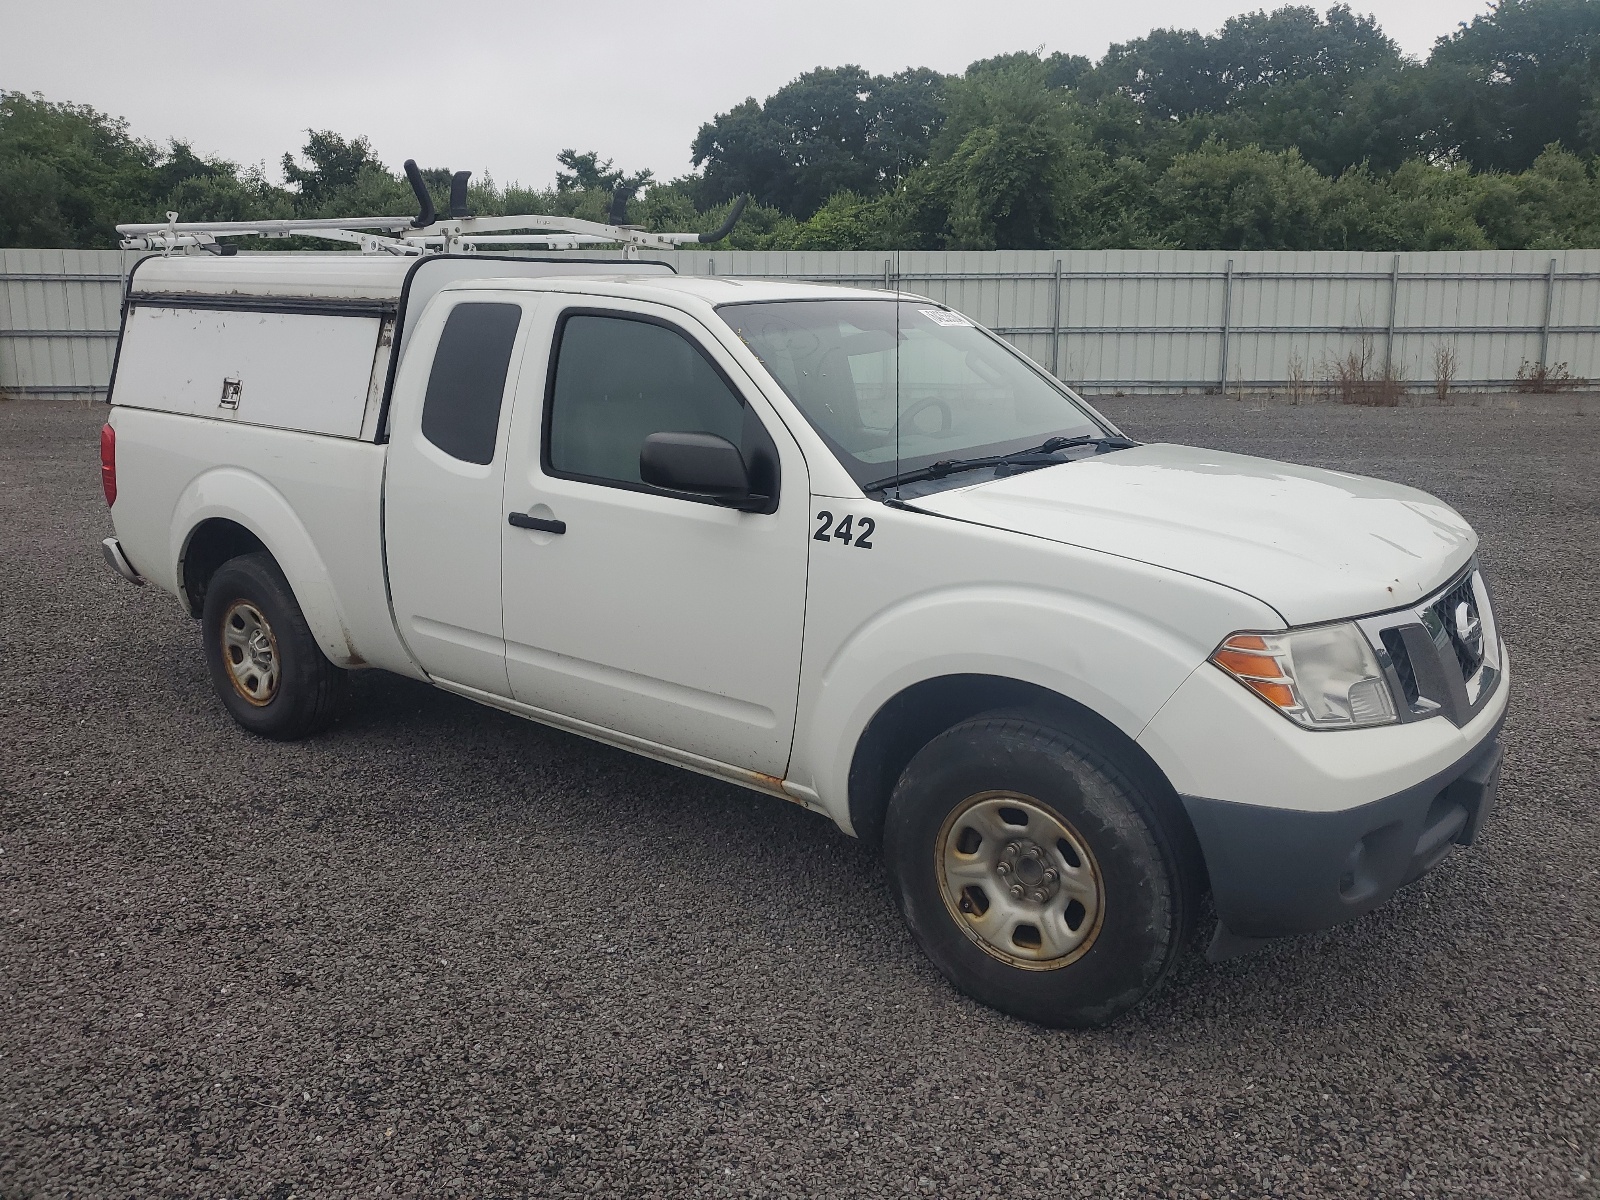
[1006, 842, 1020, 855]
[1032, 890, 1048, 902]
[1043, 869, 1057, 883]
[995, 862, 1010, 875]
[1027, 846, 1042, 859]
[1010, 885, 1024, 899]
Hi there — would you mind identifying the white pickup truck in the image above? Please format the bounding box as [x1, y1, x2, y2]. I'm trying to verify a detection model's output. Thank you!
[100, 249, 1508, 1026]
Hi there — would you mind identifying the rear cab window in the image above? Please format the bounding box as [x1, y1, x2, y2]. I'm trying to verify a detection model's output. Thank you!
[421, 302, 523, 465]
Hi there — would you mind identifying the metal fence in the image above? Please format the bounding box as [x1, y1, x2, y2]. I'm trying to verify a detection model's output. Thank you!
[679, 248, 1600, 393]
[0, 249, 144, 399]
[5, 246, 1599, 399]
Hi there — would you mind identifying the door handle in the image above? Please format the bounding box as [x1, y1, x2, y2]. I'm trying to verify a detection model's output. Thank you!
[508, 512, 566, 534]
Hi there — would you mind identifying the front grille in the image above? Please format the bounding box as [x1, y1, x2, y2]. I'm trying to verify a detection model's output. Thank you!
[1432, 574, 1483, 679]
[1380, 627, 1419, 705]
[1359, 561, 1499, 727]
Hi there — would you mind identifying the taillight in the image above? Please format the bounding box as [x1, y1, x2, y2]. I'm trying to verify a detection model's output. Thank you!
[100, 423, 116, 507]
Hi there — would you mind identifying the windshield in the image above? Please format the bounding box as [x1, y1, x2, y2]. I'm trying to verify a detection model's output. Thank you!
[719, 299, 1104, 488]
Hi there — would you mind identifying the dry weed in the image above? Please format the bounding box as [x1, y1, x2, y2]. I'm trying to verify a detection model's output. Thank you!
[1323, 337, 1406, 406]
[1432, 342, 1457, 405]
[1515, 359, 1586, 393]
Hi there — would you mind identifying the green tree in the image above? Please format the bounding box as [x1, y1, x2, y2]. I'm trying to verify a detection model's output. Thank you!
[1425, 0, 1600, 170]
[902, 60, 1111, 249]
[965, 50, 1092, 91]
[1090, 5, 1424, 175]
[0, 91, 153, 246]
[281, 131, 392, 211]
[768, 191, 895, 249]
[1510, 145, 1600, 244]
[1156, 143, 1331, 249]
[0, 90, 284, 246]
[554, 149, 653, 213]
[691, 65, 947, 216]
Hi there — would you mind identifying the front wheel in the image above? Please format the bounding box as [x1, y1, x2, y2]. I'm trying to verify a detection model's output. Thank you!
[201, 552, 348, 740]
[883, 713, 1199, 1027]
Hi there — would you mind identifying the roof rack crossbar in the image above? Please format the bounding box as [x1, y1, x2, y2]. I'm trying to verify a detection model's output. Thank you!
[116, 190, 752, 257]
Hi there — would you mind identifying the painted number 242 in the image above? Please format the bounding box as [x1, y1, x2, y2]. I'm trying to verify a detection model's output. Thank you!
[814, 510, 875, 549]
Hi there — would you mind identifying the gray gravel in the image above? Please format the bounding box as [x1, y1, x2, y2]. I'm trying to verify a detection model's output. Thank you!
[1, 395, 1596, 1199]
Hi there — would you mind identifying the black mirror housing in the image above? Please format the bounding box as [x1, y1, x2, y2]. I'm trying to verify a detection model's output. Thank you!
[640, 431, 769, 510]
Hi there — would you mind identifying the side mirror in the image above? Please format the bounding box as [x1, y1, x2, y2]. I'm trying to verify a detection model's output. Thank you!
[640, 431, 765, 509]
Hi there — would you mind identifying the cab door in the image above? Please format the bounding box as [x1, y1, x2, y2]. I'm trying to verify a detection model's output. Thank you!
[384, 293, 534, 696]
[499, 300, 810, 775]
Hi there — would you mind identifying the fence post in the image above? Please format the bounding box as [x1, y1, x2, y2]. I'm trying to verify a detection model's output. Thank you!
[1540, 257, 1557, 368]
[1218, 259, 1234, 391]
[1051, 258, 1064, 378]
[1383, 254, 1401, 380]
[883, 258, 892, 290]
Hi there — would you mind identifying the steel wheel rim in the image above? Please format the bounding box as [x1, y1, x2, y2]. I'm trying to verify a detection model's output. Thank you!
[935, 791, 1105, 971]
[221, 600, 280, 707]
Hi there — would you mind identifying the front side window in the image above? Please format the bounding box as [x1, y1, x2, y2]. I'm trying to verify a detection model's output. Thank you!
[420, 301, 522, 465]
[719, 299, 1104, 488]
[545, 312, 777, 499]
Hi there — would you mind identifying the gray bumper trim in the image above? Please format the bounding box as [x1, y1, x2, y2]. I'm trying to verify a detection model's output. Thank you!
[101, 537, 144, 586]
[1183, 719, 1505, 950]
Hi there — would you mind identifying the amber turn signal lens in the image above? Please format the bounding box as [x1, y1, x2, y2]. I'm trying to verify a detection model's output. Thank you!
[1212, 646, 1286, 680]
[1221, 634, 1269, 651]
[1243, 679, 1298, 708]
[1211, 634, 1301, 713]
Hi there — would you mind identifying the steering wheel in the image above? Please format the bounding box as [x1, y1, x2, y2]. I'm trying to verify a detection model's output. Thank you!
[899, 396, 954, 435]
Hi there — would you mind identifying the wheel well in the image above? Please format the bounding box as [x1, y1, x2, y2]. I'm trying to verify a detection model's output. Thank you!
[846, 675, 1194, 857]
[180, 519, 267, 617]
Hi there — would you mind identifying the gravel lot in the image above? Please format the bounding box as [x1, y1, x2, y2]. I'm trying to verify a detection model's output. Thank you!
[2, 395, 1596, 1199]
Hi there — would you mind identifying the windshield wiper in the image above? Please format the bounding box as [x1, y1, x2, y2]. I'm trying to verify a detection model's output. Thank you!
[1024, 434, 1137, 456]
[864, 434, 1137, 493]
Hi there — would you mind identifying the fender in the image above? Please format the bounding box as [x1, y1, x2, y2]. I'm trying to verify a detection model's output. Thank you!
[171, 467, 363, 668]
[791, 581, 1281, 833]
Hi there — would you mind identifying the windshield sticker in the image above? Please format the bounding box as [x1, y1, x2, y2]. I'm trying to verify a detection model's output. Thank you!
[919, 308, 972, 327]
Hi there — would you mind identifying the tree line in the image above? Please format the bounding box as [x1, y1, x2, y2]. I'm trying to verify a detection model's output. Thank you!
[5, 0, 1600, 252]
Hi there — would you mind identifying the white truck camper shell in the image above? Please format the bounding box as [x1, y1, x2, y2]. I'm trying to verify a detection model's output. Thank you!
[112, 156, 736, 439]
[113, 254, 678, 441]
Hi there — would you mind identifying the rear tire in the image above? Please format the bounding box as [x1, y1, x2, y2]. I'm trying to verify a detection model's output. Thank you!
[201, 552, 348, 740]
[883, 711, 1198, 1027]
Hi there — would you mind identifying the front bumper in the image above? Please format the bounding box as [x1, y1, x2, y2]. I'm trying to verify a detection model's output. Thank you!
[1182, 717, 1504, 946]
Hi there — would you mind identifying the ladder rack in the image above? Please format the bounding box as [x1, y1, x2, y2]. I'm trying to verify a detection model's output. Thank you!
[118, 160, 748, 257]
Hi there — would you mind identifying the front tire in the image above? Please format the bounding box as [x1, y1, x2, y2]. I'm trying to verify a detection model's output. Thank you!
[883, 712, 1198, 1027]
[201, 552, 348, 740]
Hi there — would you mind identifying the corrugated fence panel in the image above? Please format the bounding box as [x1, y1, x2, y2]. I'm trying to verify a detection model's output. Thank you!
[6, 246, 1600, 398]
[0, 248, 143, 398]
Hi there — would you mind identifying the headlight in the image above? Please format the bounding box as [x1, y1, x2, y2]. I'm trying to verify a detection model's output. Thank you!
[1211, 623, 1397, 729]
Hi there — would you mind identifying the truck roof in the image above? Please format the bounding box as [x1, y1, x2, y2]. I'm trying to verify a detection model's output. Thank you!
[125, 253, 899, 308]
[129, 252, 684, 301]
[443, 273, 900, 307]
[131, 253, 425, 300]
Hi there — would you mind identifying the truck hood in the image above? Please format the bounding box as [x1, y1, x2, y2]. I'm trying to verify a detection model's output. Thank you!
[912, 443, 1476, 626]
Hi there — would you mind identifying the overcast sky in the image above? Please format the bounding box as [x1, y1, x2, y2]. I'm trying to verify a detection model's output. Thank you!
[3, 0, 1491, 191]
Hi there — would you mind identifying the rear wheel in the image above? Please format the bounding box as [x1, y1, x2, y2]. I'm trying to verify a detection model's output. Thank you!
[201, 552, 348, 740]
[883, 712, 1198, 1027]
